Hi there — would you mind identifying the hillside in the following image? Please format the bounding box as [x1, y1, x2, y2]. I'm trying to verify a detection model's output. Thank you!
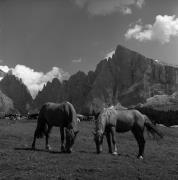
[0, 89, 16, 114]
[0, 74, 33, 114]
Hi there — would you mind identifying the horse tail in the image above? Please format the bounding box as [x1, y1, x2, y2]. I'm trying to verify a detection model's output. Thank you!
[144, 115, 163, 140]
[35, 109, 47, 138]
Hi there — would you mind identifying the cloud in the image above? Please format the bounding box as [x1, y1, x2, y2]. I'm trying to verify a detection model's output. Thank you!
[105, 50, 115, 60]
[72, 58, 82, 63]
[74, 0, 145, 16]
[0, 65, 70, 98]
[136, 0, 144, 8]
[0, 65, 10, 73]
[125, 15, 178, 44]
[75, 0, 87, 8]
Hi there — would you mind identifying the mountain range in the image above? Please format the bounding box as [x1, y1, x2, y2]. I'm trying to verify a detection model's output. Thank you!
[0, 45, 178, 114]
[34, 45, 178, 114]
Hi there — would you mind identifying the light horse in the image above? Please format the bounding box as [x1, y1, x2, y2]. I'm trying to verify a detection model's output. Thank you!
[32, 101, 79, 153]
[93, 106, 163, 159]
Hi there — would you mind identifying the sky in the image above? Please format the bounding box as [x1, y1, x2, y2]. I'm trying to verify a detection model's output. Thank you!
[0, 0, 178, 97]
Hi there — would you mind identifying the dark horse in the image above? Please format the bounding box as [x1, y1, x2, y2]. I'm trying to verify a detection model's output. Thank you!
[93, 106, 163, 159]
[32, 101, 79, 153]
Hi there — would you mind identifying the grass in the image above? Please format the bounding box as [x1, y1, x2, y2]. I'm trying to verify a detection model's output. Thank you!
[0, 118, 178, 180]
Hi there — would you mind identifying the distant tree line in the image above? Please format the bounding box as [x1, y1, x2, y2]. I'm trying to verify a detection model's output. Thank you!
[136, 107, 178, 127]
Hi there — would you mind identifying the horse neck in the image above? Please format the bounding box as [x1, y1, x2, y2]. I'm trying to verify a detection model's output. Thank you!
[67, 105, 78, 131]
[69, 117, 78, 132]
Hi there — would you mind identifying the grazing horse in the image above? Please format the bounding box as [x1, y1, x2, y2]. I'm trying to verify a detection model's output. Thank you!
[93, 106, 163, 159]
[32, 101, 79, 153]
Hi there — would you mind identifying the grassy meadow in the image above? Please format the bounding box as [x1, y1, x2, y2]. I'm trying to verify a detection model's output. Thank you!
[0, 118, 178, 180]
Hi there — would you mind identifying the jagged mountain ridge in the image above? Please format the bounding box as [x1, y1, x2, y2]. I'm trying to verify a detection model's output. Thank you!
[0, 69, 6, 79]
[0, 70, 18, 114]
[0, 74, 33, 114]
[0, 89, 16, 113]
[34, 45, 178, 114]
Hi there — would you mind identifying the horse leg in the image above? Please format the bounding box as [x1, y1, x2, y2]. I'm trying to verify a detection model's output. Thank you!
[132, 128, 145, 159]
[60, 127, 65, 152]
[111, 127, 118, 155]
[105, 129, 112, 153]
[45, 126, 52, 150]
[32, 130, 37, 149]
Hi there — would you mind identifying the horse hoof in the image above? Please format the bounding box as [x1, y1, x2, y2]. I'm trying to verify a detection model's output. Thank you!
[46, 146, 52, 151]
[112, 152, 118, 156]
[31, 145, 35, 150]
[138, 155, 143, 160]
[65, 149, 72, 153]
[61, 147, 65, 152]
[66, 150, 72, 153]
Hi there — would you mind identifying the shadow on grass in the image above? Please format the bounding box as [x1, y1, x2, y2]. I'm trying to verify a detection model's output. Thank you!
[77, 150, 133, 159]
[14, 148, 133, 158]
[14, 147, 64, 154]
[78, 150, 96, 154]
[116, 153, 132, 158]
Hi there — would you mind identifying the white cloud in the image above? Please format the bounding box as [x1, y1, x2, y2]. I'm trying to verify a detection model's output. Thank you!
[105, 50, 115, 60]
[72, 58, 82, 63]
[125, 15, 178, 44]
[75, 0, 87, 8]
[0, 65, 10, 73]
[74, 0, 145, 16]
[0, 65, 70, 98]
[136, 0, 144, 8]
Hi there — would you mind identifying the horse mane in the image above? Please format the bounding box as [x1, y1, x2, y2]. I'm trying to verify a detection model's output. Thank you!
[104, 106, 115, 118]
[95, 106, 116, 134]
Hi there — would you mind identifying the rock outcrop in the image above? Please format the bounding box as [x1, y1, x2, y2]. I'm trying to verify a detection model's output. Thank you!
[139, 92, 178, 111]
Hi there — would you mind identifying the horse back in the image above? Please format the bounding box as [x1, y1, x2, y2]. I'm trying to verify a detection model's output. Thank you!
[39, 102, 77, 129]
[115, 109, 144, 132]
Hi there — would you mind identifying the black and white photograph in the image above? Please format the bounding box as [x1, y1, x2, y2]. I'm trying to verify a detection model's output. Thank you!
[0, 0, 178, 179]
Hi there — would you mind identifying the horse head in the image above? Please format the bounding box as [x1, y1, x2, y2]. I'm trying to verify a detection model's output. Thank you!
[93, 110, 106, 154]
[65, 129, 79, 153]
[93, 131, 104, 154]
